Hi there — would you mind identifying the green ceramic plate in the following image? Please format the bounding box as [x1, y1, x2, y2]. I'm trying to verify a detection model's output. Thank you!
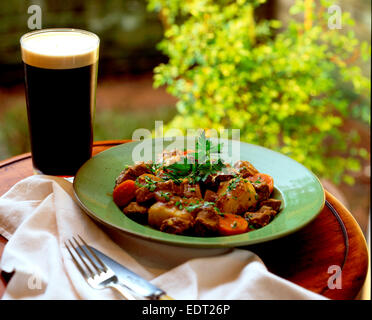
[73, 138, 325, 248]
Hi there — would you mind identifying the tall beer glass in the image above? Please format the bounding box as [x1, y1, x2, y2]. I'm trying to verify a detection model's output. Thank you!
[20, 29, 99, 176]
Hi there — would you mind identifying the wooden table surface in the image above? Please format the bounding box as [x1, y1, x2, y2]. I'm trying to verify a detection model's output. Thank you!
[0, 140, 369, 300]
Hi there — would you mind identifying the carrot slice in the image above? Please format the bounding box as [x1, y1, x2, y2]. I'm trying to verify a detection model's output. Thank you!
[248, 173, 274, 194]
[113, 179, 137, 207]
[218, 213, 248, 236]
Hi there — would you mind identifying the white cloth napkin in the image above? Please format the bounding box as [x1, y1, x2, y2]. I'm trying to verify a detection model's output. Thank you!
[0, 175, 326, 300]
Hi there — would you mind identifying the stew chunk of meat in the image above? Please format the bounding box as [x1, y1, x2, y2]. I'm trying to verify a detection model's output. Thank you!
[180, 180, 202, 199]
[234, 160, 259, 178]
[135, 174, 163, 203]
[203, 166, 238, 189]
[123, 202, 148, 224]
[204, 189, 218, 202]
[154, 191, 172, 202]
[193, 209, 219, 236]
[115, 162, 151, 187]
[216, 177, 257, 214]
[251, 180, 270, 202]
[160, 217, 192, 235]
[260, 198, 282, 212]
[148, 202, 194, 229]
[245, 206, 277, 228]
[156, 180, 180, 194]
[135, 187, 155, 203]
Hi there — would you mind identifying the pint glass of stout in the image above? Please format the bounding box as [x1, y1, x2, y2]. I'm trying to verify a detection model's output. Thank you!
[20, 29, 99, 176]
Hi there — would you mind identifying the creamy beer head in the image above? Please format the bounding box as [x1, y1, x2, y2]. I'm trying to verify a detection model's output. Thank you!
[20, 29, 99, 69]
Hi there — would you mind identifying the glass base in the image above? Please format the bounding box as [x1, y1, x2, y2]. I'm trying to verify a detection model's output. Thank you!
[32, 168, 75, 183]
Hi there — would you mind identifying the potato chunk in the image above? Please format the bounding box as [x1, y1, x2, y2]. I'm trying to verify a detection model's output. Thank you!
[148, 202, 194, 229]
[216, 177, 257, 214]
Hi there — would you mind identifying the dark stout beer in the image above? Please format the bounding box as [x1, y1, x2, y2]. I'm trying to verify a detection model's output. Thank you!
[20, 29, 99, 175]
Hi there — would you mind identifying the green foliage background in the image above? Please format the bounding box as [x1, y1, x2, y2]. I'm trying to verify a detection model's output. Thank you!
[148, 0, 371, 184]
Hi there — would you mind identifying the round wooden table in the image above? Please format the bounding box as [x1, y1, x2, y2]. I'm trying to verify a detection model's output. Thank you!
[0, 141, 369, 300]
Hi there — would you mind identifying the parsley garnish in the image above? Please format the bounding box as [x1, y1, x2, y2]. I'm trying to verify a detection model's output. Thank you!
[184, 201, 222, 215]
[185, 203, 202, 212]
[135, 180, 143, 188]
[159, 191, 170, 201]
[162, 131, 226, 184]
[144, 176, 157, 191]
[222, 176, 242, 196]
[214, 206, 224, 217]
[136, 176, 158, 191]
[175, 201, 184, 209]
[148, 162, 161, 174]
[227, 176, 241, 192]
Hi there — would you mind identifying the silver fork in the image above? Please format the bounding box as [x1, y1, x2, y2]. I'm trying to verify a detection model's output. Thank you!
[65, 235, 137, 300]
